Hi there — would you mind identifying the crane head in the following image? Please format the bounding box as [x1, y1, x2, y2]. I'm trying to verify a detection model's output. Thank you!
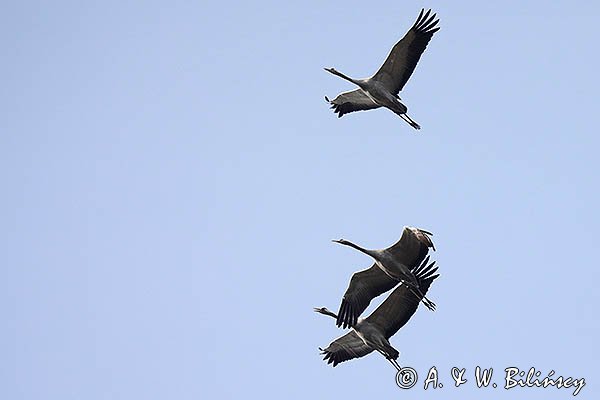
[314, 307, 337, 319]
[332, 238, 348, 245]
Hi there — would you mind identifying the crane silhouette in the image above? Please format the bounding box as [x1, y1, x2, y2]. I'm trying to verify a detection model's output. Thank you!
[324, 9, 440, 129]
[333, 227, 436, 329]
[315, 256, 439, 370]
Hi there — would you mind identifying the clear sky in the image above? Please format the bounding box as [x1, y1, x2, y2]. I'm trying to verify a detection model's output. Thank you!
[2, 1, 599, 399]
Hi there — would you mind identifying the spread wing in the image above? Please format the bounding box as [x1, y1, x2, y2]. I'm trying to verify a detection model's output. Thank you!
[365, 257, 439, 339]
[326, 89, 380, 118]
[372, 9, 440, 95]
[319, 331, 374, 367]
[336, 265, 398, 329]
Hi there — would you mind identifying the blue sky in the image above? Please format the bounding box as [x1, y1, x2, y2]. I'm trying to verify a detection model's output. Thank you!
[2, 1, 599, 399]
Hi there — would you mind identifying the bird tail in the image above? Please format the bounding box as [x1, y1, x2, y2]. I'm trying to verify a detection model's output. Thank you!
[382, 343, 399, 360]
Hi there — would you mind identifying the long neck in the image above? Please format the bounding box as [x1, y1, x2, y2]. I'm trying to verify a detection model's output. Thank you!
[342, 240, 377, 259]
[316, 309, 338, 320]
[317, 308, 358, 328]
[329, 69, 360, 86]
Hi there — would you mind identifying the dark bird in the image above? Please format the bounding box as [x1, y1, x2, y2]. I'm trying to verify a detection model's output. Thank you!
[333, 227, 435, 329]
[324, 8, 440, 130]
[315, 257, 439, 369]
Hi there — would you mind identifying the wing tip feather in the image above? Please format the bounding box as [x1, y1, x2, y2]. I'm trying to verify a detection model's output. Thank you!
[412, 9, 440, 34]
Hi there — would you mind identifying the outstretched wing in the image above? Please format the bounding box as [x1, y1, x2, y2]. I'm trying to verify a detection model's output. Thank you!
[366, 257, 439, 339]
[319, 331, 374, 367]
[336, 265, 398, 329]
[372, 9, 440, 95]
[326, 89, 380, 118]
[386, 226, 435, 269]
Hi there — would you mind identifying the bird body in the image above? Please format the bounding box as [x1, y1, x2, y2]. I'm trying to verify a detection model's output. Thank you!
[324, 9, 440, 129]
[371, 248, 419, 287]
[353, 318, 400, 360]
[359, 78, 408, 113]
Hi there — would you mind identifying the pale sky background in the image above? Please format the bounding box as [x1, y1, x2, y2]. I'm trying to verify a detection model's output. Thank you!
[2, 1, 599, 399]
